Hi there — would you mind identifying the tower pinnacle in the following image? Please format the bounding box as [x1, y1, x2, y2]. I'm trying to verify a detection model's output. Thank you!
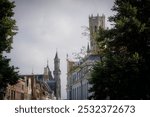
[53, 51, 61, 99]
[47, 59, 49, 67]
[55, 51, 58, 59]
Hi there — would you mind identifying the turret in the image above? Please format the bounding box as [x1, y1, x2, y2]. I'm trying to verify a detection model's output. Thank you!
[44, 60, 53, 81]
[53, 51, 61, 99]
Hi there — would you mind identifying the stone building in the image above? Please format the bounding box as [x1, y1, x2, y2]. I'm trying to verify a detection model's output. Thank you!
[5, 78, 28, 100]
[89, 14, 105, 54]
[66, 14, 105, 100]
[30, 52, 61, 100]
[5, 52, 61, 100]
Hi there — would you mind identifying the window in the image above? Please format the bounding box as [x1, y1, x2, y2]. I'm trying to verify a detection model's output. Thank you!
[21, 93, 24, 100]
[11, 90, 13, 100]
[13, 91, 15, 99]
[75, 88, 76, 100]
[8, 89, 10, 95]
[94, 26, 97, 32]
[26, 79, 29, 87]
[22, 85, 24, 90]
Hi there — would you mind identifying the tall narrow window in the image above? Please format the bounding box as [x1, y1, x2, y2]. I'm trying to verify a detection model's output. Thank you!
[94, 26, 97, 32]
[11, 90, 13, 100]
[21, 93, 24, 100]
[13, 91, 15, 99]
[22, 85, 24, 90]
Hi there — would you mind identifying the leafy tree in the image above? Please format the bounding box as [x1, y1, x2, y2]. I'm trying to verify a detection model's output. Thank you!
[89, 0, 150, 99]
[0, 0, 19, 99]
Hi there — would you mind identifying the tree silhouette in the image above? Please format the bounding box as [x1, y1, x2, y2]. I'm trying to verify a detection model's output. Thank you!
[0, 0, 19, 99]
[89, 0, 150, 100]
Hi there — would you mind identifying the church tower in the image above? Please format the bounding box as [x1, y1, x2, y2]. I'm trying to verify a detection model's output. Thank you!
[89, 14, 105, 54]
[43, 62, 49, 81]
[43, 60, 53, 81]
[53, 52, 61, 99]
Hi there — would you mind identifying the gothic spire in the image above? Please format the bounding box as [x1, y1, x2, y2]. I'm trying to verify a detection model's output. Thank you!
[55, 51, 58, 59]
[32, 67, 34, 75]
[47, 59, 49, 67]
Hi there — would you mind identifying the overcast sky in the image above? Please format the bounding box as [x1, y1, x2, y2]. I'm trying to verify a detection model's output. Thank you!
[7, 0, 114, 99]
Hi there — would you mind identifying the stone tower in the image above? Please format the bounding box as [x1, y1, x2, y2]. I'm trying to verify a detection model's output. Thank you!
[53, 52, 61, 99]
[44, 62, 50, 81]
[89, 14, 105, 54]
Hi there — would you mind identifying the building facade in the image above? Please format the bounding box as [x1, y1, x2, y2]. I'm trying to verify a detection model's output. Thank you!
[66, 14, 105, 100]
[5, 52, 61, 100]
[5, 78, 27, 100]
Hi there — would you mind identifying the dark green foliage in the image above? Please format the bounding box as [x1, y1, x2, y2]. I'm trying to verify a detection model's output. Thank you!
[89, 0, 150, 99]
[0, 0, 19, 99]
